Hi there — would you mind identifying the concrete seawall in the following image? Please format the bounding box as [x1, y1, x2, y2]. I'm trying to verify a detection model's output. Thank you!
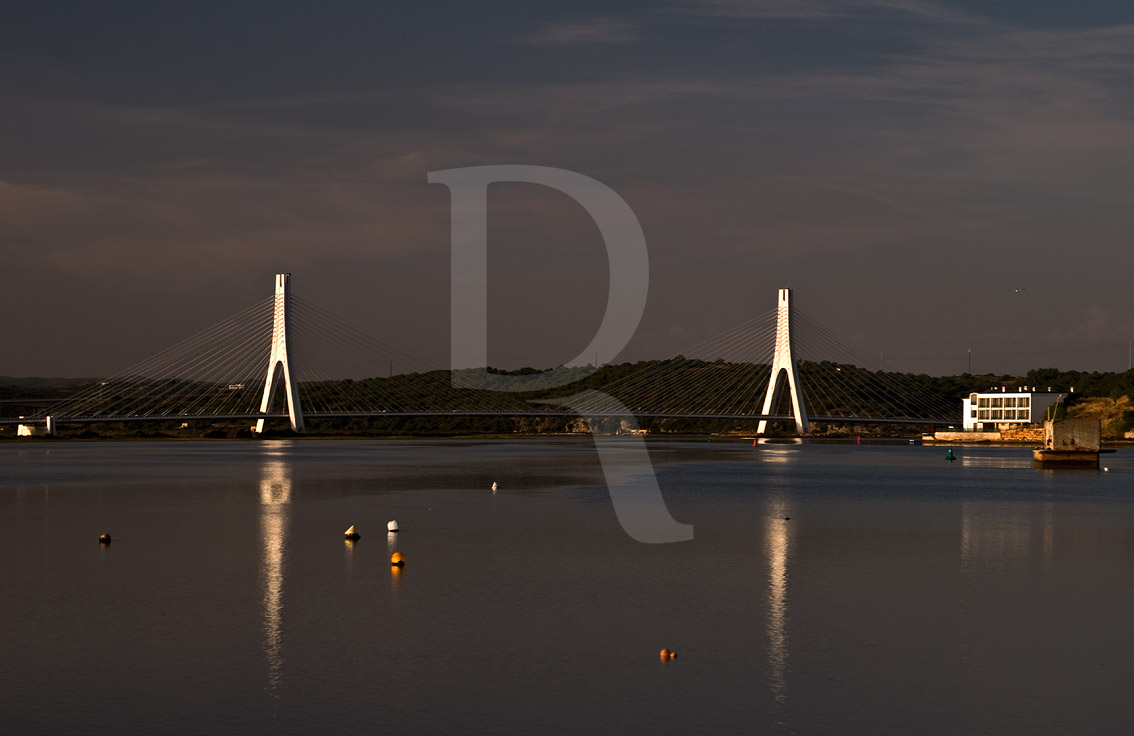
[929, 426, 1045, 443]
[931, 431, 1001, 442]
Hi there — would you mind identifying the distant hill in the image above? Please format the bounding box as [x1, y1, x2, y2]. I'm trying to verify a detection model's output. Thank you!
[4, 365, 1134, 437]
[0, 377, 99, 408]
[0, 376, 99, 388]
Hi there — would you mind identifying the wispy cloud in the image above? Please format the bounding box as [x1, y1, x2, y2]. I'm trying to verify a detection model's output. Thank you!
[1047, 304, 1113, 342]
[514, 17, 643, 46]
[663, 0, 989, 25]
[6, 3, 1134, 374]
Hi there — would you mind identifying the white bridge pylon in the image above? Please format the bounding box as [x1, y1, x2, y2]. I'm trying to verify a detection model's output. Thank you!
[757, 288, 810, 435]
[255, 273, 305, 434]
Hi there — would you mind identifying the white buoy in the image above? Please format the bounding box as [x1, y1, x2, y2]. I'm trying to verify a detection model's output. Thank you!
[1104, 467, 1109, 472]
[387, 520, 399, 533]
[491, 481, 498, 492]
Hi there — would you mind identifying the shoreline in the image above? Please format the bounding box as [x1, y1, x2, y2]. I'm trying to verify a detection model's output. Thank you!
[6, 431, 1131, 447]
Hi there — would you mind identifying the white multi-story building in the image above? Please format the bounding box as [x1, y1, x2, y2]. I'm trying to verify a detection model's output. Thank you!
[962, 389, 1064, 431]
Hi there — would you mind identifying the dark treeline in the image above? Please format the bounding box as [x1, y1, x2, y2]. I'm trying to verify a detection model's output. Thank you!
[1020, 367, 1134, 400]
[5, 362, 1134, 438]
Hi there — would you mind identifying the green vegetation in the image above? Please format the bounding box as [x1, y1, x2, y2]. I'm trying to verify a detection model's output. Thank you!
[5, 363, 1134, 439]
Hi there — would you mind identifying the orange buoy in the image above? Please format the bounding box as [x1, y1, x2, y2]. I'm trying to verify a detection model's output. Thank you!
[391, 552, 405, 567]
[660, 648, 676, 660]
[98, 533, 112, 544]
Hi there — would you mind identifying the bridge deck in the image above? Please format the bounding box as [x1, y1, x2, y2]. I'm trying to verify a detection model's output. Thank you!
[2, 411, 953, 427]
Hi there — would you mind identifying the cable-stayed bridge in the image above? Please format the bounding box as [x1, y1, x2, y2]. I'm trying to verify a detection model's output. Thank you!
[9, 274, 960, 435]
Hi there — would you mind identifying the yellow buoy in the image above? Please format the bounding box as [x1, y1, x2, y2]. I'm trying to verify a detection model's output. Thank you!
[344, 525, 360, 541]
[390, 551, 405, 567]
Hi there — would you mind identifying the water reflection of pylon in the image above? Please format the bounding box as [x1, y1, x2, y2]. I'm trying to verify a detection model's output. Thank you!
[765, 501, 791, 704]
[259, 455, 291, 697]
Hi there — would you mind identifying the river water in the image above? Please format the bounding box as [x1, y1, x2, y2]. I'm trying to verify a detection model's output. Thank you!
[2, 438, 1132, 735]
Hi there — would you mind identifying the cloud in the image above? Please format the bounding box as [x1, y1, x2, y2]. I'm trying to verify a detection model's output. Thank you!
[6, 4, 1134, 375]
[662, 0, 989, 25]
[1046, 304, 1114, 342]
[514, 17, 643, 46]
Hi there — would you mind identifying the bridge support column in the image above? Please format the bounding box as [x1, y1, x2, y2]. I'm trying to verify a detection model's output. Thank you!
[757, 288, 809, 435]
[45, 415, 55, 437]
[255, 273, 305, 434]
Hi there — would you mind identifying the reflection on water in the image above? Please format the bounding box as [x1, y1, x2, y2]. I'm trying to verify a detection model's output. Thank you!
[757, 440, 803, 469]
[344, 538, 356, 572]
[259, 450, 292, 697]
[959, 455, 1034, 469]
[961, 501, 1029, 569]
[1042, 501, 1054, 564]
[388, 532, 402, 595]
[765, 497, 791, 704]
[5, 440, 1134, 734]
[758, 446, 800, 465]
[960, 500, 1057, 571]
[390, 563, 403, 595]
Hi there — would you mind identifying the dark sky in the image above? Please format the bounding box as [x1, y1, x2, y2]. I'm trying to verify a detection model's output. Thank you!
[3, 1, 1134, 377]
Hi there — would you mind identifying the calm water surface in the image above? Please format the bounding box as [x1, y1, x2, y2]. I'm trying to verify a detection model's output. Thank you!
[2, 438, 1133, 735]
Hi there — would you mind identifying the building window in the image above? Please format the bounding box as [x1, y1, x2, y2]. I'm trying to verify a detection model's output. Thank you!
[1019, 397, 1030, 408]
[991, 409, 1003, 420]
[979, 397, 990, 408]
[978, 410, 990, 420]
